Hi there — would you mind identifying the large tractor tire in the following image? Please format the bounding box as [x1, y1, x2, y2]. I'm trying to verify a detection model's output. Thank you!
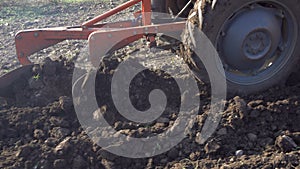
[184, 0, 300, 95]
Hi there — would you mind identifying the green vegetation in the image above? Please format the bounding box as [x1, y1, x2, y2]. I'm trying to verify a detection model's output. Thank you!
[33, 74, 41, 80]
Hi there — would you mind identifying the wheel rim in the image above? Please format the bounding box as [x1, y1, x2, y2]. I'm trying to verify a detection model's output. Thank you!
[216, 1, 298, 85]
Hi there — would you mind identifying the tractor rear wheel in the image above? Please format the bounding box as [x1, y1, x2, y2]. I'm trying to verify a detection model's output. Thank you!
[185, 0, 300, 95]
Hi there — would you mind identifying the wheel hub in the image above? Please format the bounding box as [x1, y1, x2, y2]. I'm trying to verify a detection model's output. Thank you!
[220, 6, 282, 71]
[243, 31, 271, 60]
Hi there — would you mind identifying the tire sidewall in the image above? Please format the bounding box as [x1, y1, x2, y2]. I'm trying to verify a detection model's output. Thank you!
[201, 0, 300, 95]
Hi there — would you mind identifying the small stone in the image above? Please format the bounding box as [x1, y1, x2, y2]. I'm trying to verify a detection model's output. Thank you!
[114, 121, 122, 130]
[45, 137, 57, 147]
[195, 132, 204, 145]
[53, 159, 67, 169]
[59, 96, 73, 112]
[54, 137, 71, 155]
[154, 122, 166, 128]
[217, 128, 227, 135]
[51, 127, 71, 139]
[247, 133, 258, 142]
[275, 135, 297, 152]
[33, 129, 45, 139]
[235, 150, 244, 157]
[189, 152, 200, 161]
[32, 64, 42, 74]
[204, 141, 221, 154]
[233, 96, 247, 115]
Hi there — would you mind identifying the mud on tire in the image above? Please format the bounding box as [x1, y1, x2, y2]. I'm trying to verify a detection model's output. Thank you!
[183, 0, 300, 95]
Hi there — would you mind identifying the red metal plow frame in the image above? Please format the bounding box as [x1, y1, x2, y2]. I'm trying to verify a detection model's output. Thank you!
[15, 0, 186, 65]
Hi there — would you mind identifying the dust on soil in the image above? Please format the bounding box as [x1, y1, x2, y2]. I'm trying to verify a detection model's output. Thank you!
[0, 1, 300, 169]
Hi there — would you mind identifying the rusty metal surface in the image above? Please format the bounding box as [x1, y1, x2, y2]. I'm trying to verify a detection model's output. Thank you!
[89, 21, 185, 66]
[142, 0, 152, 25]
[14, 0, 185, 66]
[15, 20, 140, 65]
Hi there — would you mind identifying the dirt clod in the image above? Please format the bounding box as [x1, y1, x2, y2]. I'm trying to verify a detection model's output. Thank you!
[16, 145, 32, 158]
[204, 140, 221, 154]
[72, 155, 88, 169]
[33, 129, 45, 140]
[247, 133, 258, 142]
[53, 159, 67, 169]
[276, 135, 298, 152]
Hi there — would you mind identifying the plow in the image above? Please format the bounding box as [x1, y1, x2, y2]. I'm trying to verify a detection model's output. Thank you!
[1, 0, 300, 97]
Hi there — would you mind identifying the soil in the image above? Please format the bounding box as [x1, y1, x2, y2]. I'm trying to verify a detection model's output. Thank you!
[0, 1, 300, 169]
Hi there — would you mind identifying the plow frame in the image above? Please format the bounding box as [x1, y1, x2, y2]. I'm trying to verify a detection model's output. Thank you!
[15, 0, 186, 65]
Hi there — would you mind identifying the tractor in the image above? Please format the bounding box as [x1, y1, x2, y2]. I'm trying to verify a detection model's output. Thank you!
[1, 0, 300, 96]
